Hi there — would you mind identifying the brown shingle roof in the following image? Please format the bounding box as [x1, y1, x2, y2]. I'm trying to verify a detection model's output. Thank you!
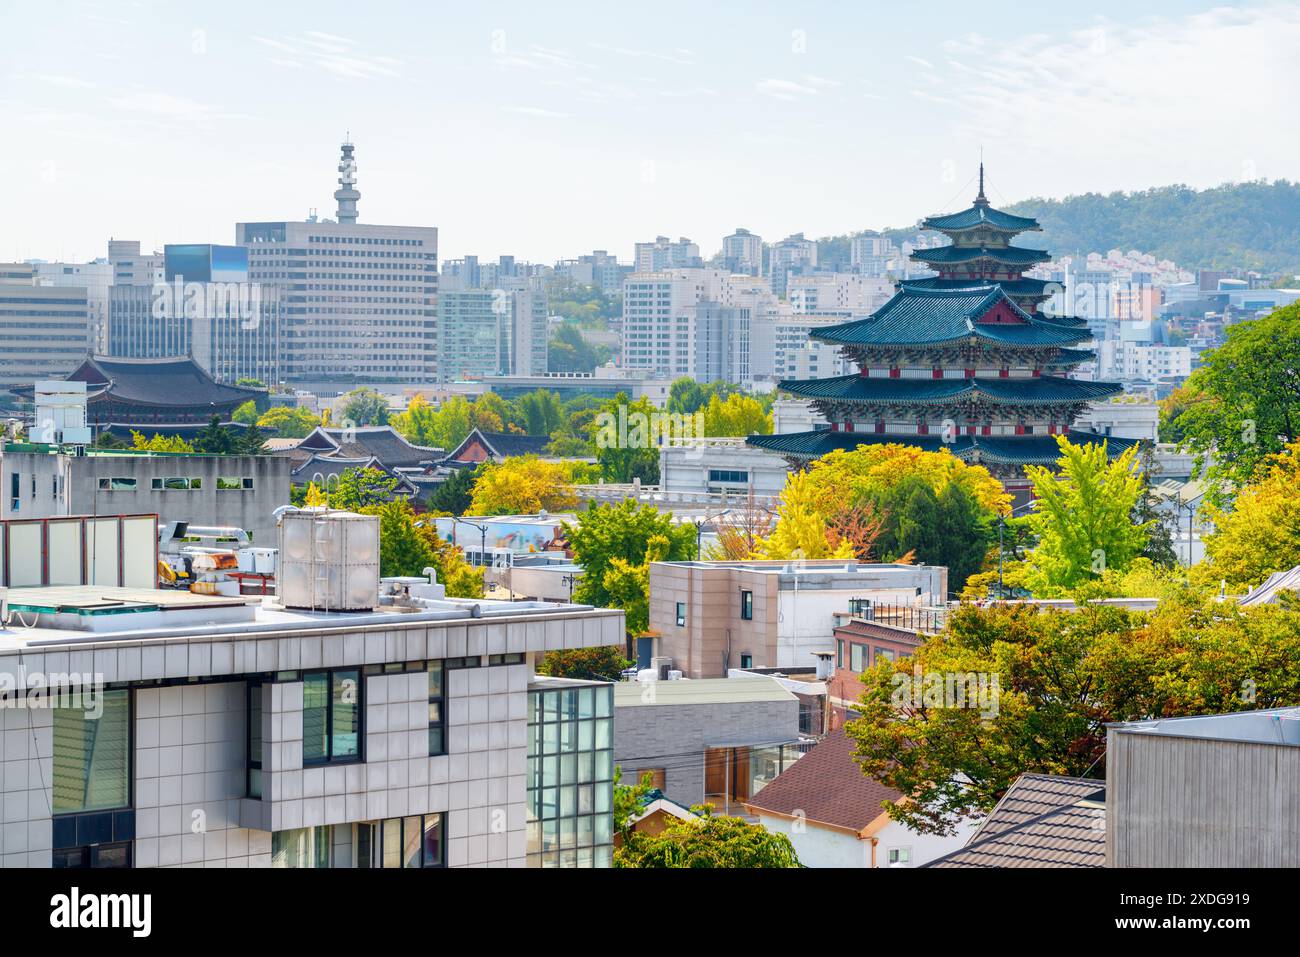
[742, 728, 902, 833]
[925, 774, 1106, 868]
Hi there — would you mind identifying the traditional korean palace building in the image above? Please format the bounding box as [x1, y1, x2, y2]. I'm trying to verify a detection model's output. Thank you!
[749, 170, 1134, 496]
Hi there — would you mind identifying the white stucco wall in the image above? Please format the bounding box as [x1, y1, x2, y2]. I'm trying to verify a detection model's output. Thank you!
[757, 813, 980, 868]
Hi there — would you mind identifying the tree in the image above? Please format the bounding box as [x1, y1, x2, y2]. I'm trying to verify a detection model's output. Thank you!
[192, 414, 235, 454]
[564, 500, 696, 614]
[424, 465, 479, 516]
[1022, 436, 1152, 595]
[303, 482, 327, 507]
[257, 405, 320, 439]
[468, 456, 579, 515]
[1200, 439, 1300, 590]
[701, 393, 773, 436]
[363, 499, 483, 597]
[237, 422, 269, 456]
[615, 807, 801, 868]
[594, 393, 660, 484]
[391, 394, 500, 451]
[601, 534, 670, 637]
[846, 599, 1300, 833]
[232, 400, 260, 426]
[338, 388, 390, 427]
[667, 378, 736, 415]
[328, 467, 401, 510]
[131, 431, 193, 453]
[1172, 302, 1300, 499]
[757, 471, 857, 560]
[515, 389, 565, 437]
[548, 323, 611, 374]
[537, 646, 632, 682]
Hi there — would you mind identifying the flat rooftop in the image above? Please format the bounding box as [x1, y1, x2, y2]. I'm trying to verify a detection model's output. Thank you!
[1110, 707, 1300, 747]
[0, 584, 606, 650]
[614, 676, 796, 707]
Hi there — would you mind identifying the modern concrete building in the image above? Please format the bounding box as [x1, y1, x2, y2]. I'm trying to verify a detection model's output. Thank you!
[0, 577, 623, 868]
[107, 244, 282, 386]
[633, 236, 701, 272]
[0, 265, 93, 391]
[0, 445, 291, 543]
[1107, 707, 1300, 867]
[768, 233, 818, 297]
[32, 259, 113, 354]
[236, 141, 438, 385]
[657, 437, 790, 498]
[722, 228, 763, 276]
[621, 268, 727, 379]
[474, 366, 674, 406]
[647, 560, 949, 678]
[613, 676, 802, 816]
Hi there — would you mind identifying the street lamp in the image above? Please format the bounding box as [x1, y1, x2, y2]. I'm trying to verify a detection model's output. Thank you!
[562, 572, 578, 602]
[996, 500, 1039, 600]
[454, 517, 489, 568]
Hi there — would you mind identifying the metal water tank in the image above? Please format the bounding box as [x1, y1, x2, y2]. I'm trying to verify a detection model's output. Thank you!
[277, 508, 380, 611]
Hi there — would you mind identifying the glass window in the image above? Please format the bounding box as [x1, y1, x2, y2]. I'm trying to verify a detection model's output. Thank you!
[374, 814, 445, 868]
[428, 661, 445, 756]
[676, 602, 686, 627]
[52, 688, 130, 814]
[740, 590, 753, 620]
[888, 846, 911, 866]
[850, 643, 867, 673]
[837, 639, 845, 669]
[248, 683, 263, 798]
[271, 826, 332, 868]
[97, 477, 137, 491]
[303, 670, 362, 765]
[740, 654, 753, 669]
[875, 647, 895, 664]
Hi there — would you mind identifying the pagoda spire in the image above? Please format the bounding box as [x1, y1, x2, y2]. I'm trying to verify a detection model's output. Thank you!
[974, 158, 989, 207]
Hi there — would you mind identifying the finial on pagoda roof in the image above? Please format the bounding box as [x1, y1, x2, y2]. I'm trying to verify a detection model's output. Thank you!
[974, 155, 989, 207]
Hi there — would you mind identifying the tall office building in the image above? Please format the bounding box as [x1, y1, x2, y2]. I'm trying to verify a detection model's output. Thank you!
[633, 236, 701, 272]
[0, 264, 93, 390]
[32, 259, 113, 352]
[107, 244, 281, 385]
[438, 291, 510, 382]
[768, 233, 818, 297]
[107, 240, 164, 287]
[237, 141, 438, 385]
[722, 228, 763, 276]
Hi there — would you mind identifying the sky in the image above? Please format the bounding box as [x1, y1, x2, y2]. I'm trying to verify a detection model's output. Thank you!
[2, 0, 1299, 265]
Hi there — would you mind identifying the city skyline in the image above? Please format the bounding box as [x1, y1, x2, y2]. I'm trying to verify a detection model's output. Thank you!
[3, 0, 1299, 264]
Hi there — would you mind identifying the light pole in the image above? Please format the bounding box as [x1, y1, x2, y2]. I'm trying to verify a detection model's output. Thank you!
[996, 501, 1038, 600]
[562, 572, 577, 602]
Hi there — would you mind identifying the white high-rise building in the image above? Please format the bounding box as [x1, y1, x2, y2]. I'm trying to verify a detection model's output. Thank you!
[787, 273, 892, 317]
[621, 268, 728, 379]
[237, 141, 438, 385]
[633, 236, 701, 272]
[0, 263, 93, 389]
[32, 259, 113, 352]
[768, 233, 818, 297]
[722, 228, 763, 276]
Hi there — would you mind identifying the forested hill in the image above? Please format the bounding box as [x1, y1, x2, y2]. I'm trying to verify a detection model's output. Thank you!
[820, 180, 1300, 274]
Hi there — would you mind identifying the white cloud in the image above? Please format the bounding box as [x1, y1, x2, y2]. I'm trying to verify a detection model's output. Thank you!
[756, 78, 820, 101]
[503, 106, 571, 119]
[251, 33, 400, 79]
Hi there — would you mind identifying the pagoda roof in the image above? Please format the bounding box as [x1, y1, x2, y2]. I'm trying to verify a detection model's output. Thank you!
[902, 276, 1055, 298]
[910, 244, 1051, 267]
[921, 205, 1041, 233]
[747, 429, 1139, 465]
[813, 285, 1091, 348]
[1043, 348, 1095, 367]
[779, 374, 1122, 406]
[63, 355, 264, 409]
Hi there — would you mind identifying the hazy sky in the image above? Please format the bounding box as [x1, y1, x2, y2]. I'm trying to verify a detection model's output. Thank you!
[3, 0, 1298, 264]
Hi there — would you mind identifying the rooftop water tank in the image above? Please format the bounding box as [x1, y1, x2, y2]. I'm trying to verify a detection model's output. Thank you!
[278, 508, 380, 611]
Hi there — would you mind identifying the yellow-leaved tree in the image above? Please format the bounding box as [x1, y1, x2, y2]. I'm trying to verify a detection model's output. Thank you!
[468, 455, 580, 516]
[1199, 439, 1300, 591]
[756, 471, 857, 560]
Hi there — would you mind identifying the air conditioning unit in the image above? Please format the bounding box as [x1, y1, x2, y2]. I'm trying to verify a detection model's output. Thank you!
[278, 509, 380, 611]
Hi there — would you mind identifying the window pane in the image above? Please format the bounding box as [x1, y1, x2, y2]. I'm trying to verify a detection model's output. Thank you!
[428, 662, 443, 699]
[382, 818, 401, 868]
[331, 670, 360, 759]
[402, 816, 422, 868]
[302, 674, 329, 763]
[422, 815, 443, 867]
[52, 689, 130, 813]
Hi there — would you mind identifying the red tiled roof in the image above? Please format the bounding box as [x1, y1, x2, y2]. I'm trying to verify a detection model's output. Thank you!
[834, 619, 924, 646]
[743, 728, 901, 833]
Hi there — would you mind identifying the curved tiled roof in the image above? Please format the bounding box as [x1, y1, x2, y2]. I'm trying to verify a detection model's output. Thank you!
[920, 205, 1041, 233]
[70, 355, 263, 408]
[902, 276, 1056, 298]
[747, 429, 1138, 464]
[813, 286, 1091, 348]
[779, 374, 1122, 407]
[910, 244, 1052, 266]
[1043, 348, 1095, 367]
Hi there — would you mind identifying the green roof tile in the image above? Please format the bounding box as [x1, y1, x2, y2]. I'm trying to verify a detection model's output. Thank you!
[911, 244, 1052, 266]
[920, 205, 1042, 233]
[779, 374, 1122, 406]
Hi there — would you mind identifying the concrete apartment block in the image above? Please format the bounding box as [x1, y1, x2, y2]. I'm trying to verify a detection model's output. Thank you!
[0, 586, 622, 869]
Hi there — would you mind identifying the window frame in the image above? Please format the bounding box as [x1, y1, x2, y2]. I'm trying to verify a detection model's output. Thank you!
[676, 602, 686, 627]
[428, 661, 445, 757]
[301, 668, 364, 766]
[740, 590, 753, 620]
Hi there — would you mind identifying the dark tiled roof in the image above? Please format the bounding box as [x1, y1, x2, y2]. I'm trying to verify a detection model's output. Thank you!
[71, 356, 263, 408]
[743, 729, 901, 832]
[920, 205, 1042, 233]
[812, 286, 1091, 348]
[746, 429, 1139, 465]
[445, 428, 551, 462]
[1043, 348, 1095, 367]
[911, 244, 1052, 267]
[926, 774, 1106, 868]
[780, 374, 1122, 407]
[308, 426, 443, 469]
[903, 277, 1054, 298]
[834, 620, 924, 646]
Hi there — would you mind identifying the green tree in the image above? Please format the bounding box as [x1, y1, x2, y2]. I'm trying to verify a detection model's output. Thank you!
[1022, 436, 1152, 595]
[424, 465, 479, 516]
[1172, 302, 1300, 499]
[328, 467, 401, 510]
[564, 500, 696, 614]
[237, 422, 269, 456]
[594, 393, 660, 484]
[232, 400, 260, 425]
[468, 456, 579, 515]
[701, 393, 773, 436]
[338, 387, 390, 427]
[537, 646, 632, 682]
[616, 808, 801, 868]
[192, 414, 236, 454]
[131, 431, 194, 453]
[548, 323, 611, 373]
[257, 405, 320, 439]
[1200, 439, 1300, 590]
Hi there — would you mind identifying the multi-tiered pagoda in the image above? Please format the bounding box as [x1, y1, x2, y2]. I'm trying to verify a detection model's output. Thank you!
[749, 169, 1133, 497]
